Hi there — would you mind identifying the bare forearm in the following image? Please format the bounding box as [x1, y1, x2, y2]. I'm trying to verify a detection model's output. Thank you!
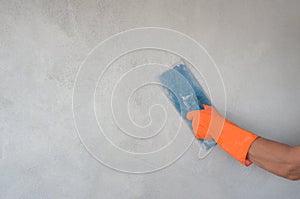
[247, 138, 300, 180]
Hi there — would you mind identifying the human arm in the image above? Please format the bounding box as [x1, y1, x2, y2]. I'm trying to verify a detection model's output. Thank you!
[247, 138, 300, 180]
[187, 105, 300, 180]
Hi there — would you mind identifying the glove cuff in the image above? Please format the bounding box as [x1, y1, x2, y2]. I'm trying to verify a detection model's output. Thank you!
[217, 122, 260, 166]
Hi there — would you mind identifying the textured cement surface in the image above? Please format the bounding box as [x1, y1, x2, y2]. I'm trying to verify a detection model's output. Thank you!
[1, 0, 300, 198]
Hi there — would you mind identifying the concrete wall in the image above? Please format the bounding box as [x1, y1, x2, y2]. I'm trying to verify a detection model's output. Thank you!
[1, 0, 299, 198]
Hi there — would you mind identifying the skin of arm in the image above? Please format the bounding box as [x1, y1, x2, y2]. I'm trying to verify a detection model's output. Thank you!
[247, 138, 300, 180]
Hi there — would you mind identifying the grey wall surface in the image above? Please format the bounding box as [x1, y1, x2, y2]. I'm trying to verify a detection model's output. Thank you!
[1, 0, 300, 198]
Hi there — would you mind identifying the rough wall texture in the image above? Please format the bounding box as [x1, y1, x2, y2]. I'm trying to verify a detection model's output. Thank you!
[0, 0, 300, 198]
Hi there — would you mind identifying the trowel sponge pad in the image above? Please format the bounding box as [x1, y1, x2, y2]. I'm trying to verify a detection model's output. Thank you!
[159, 63, 216, 150]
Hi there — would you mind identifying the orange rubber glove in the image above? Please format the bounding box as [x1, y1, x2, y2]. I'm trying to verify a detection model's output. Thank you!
[187, 105, 260, 166]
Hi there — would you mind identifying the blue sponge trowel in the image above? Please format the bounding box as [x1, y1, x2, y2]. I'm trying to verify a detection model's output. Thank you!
[159, 62, 216, 158]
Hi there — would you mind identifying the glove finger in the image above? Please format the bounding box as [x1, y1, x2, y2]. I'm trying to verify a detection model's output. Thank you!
[203, 105, 212, 111]
[186, 110, 199, 120]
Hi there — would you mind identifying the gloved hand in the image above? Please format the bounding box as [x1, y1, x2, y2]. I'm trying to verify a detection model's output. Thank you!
[187, 105, 260, 166]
